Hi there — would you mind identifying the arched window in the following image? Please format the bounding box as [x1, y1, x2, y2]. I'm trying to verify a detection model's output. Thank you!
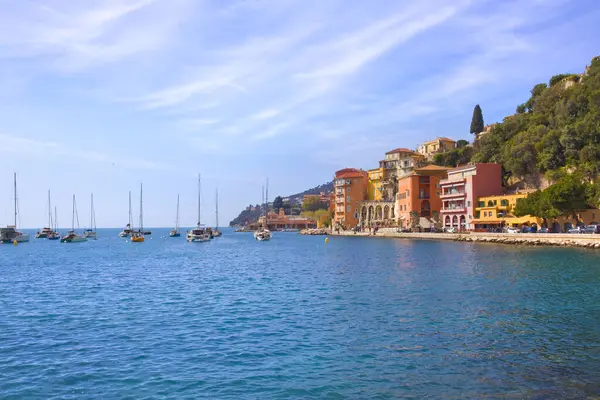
[500, 199, 509, 207]
[487, 200, 494, 207]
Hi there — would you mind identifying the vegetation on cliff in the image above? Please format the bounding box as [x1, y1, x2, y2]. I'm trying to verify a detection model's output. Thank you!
[472, 56, 600, 186]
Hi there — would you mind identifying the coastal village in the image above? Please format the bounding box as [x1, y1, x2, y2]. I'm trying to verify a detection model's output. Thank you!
[330, 137, 598, 234]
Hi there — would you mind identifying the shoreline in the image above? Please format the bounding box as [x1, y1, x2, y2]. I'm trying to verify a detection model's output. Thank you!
[319, 229, 600, 250]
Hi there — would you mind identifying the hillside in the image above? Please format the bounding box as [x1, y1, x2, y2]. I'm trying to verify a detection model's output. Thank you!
[229, 181, 333, 226]
[471, 56, 600, 186]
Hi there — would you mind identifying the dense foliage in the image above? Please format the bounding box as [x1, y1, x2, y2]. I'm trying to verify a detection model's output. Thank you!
[473, 56, 600, 185]
[433, 145, 473, 167]
[513, 174, 597, 219]
[272, 196, 284, 211]
[470, 104, 484, 134]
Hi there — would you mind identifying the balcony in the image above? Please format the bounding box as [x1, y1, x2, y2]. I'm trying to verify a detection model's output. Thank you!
[441, 207, 467, 213]
[440, 191, 466, 199]
[418, 194, 430, 199]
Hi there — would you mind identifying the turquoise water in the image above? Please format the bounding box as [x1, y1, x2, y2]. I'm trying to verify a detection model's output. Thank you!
[2, 229, 600, 398]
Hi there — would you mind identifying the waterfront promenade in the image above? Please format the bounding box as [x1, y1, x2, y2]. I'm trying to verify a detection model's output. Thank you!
[329, 228, 600, 249]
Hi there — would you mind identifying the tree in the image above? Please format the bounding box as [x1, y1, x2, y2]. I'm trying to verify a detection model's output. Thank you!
[273, 196, 284, 211]
[456, 139, 469, 148]
[470, 104, 484, 135]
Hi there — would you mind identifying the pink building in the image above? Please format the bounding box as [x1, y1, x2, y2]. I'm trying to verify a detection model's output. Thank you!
[439, 163, 503, 230]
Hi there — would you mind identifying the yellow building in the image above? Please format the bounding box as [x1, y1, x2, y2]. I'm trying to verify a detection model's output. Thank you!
[473, 193, 542, 230]
[367, 168, 384, 201]
[416, 137, 456, 161]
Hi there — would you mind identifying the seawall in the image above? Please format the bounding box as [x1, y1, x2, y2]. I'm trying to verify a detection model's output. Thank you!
[327, 228, 600, 249]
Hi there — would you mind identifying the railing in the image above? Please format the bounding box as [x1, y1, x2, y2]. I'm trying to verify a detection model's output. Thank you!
[440, 191, 465, 198]
[418, 195, 430, 199]
[441, 207, 466, 213]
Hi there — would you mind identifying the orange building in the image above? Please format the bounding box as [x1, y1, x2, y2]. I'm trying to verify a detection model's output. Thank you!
[395, 165, 450, 229]
[333, 168, 368, 229]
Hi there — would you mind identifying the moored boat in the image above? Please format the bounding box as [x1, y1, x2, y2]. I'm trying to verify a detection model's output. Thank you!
[48, 207, 60, 240]
[119, 192, 133, 238]
[254, 178, 272, 241]
[170, 194, 181, 237]
[2, 173, 29, 243]
[131, 183, 145, 243]
[84, 193, 97, 240]
[187, 174, 211, 243]
[60, 195, 87, 243]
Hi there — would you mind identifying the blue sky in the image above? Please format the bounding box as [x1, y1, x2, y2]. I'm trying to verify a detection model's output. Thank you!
[1, 0, 599, 228]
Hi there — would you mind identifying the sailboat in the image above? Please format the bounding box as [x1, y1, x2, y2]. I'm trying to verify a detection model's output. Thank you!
[60, 195, 87, 243]
[48, 207, 60, 240]
[213, 188, 222, 237]
[84, 193, 97, 239]
[2, 173, 30, 243]
[254, 178, 272, 241]
[119, 192, 133, 238]
[169, 194, 181, 237]
[131, 184, 145, 243]
[187, 174, 211, 242]
[35, 190, 58, 239]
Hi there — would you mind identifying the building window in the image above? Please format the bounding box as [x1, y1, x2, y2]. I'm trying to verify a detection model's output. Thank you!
[347, 188, 350, 193]
[483, 211, 487, 217]
[467, 201, 471, 207]
[347, 196, 351, 202]
[347, 205, 351, 212]
[475, 211, 480, 218]
[500, 199, 509, 206]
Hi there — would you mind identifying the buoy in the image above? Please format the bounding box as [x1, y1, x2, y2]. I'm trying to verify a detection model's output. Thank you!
[13, 240, 18, 246]
[325, 237, 329, 243]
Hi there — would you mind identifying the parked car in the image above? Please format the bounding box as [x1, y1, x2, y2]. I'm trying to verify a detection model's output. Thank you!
[506, 227, 520, 234]
[584, 224, 600, 234]
[538, 227, 551, 233]
[568, 226, 584, 234]
[445, 227, 458, 233]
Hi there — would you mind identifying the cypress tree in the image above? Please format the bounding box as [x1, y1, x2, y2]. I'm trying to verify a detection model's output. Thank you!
[470, 104, 484, 135]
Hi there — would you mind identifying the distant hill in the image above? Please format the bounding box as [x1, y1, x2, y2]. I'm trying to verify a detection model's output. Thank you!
[229, 181, 333, 226]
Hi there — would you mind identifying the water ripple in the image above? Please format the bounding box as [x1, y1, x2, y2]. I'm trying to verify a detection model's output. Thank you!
[1, 229, 600, 398]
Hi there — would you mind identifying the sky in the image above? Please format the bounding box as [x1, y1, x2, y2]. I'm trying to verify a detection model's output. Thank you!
[1, 0, 600, 228]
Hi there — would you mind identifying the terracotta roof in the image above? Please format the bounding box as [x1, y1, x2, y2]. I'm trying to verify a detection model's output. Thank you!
[437, 137, 456, 142]
[385, 148, 416, 155]
[415, 165, 451, 171]
[335, 168, 367, 179]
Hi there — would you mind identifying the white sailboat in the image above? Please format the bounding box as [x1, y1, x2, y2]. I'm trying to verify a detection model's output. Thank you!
[170, 194, 181, 237]
[119, 191, 133, 237]
[60, 195, 87, 243]
[131, 184, 144, 243]
[8, 173, 30, 243]
[84, 193, 97, 239]
[35, 190, 57, 239]
[254, 178, 272, 241]
[48, 206, 60, 240]
[213, 188, 222, 237]
[187, 174, 211, 242]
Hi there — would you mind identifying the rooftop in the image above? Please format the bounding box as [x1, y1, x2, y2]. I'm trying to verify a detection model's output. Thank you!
[335, 168, 367, 179]
[385, 147, 417, 155]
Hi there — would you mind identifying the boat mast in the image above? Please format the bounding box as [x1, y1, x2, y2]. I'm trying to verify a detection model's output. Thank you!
[176, 194, 180, 230]
[71, 195, 75, 231]
[215, 188, 219, 229]
[90, 193, 96, 232]
[13, 172, 17, 228]
[128, 191, 133, 230]
[197, 174, 201, 227]
[139, 183, 143, 232]
[55, 207, 58, 232]
[265, 178, 269, 229]
[48, 190, 53, 228]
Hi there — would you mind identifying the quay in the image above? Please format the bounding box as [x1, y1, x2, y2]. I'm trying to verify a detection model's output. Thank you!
[325, 228, 600, 249]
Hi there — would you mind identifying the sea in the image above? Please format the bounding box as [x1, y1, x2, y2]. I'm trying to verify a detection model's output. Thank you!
[1, 228, 600, 399]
